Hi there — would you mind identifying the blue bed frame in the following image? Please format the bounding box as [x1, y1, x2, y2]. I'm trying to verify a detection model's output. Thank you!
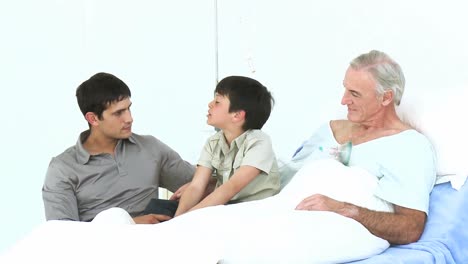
[350, 181, 468, 264]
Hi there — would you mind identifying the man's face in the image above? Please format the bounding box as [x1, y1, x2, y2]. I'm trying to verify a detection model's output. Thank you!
[96, 98, 133, 140]
[341, 67, 383, 123]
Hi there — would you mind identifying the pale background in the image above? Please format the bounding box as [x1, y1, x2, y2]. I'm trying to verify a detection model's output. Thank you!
[1, 0, 467, 252]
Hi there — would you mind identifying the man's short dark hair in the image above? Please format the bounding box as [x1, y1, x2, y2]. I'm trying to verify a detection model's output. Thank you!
[76, 72, 131, 119]
[215, 76, 274, 131]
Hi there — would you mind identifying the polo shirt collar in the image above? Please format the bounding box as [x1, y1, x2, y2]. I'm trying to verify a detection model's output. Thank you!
[75, 130, 137, 165]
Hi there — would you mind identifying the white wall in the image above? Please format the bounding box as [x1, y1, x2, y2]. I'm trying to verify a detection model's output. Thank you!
[216, 0, 468, 159]
[1, 0, 468, 252]
[0, 0, 215, 252]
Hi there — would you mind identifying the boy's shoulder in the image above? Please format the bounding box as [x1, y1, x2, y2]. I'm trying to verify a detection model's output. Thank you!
[205, 129, 272, 148]
[244, 129, 270, 140]
[239, 129, 272, 147]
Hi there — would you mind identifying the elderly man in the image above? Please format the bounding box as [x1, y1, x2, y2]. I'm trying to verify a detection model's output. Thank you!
[292, 50, 436, 244]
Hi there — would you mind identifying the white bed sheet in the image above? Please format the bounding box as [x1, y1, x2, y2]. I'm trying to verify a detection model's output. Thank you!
[1, 159, 390, 264]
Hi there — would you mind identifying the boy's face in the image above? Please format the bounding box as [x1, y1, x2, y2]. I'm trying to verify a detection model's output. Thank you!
[207, 93, 233, 129]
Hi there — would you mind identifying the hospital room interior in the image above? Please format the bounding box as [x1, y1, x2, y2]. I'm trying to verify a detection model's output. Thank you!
[1, 0, 467, 263]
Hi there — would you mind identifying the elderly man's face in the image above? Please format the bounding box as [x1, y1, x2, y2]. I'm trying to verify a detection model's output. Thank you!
[341, 67, 383, 123]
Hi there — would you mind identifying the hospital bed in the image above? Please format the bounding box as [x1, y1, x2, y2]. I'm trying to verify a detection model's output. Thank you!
[352, 179, 468, 264]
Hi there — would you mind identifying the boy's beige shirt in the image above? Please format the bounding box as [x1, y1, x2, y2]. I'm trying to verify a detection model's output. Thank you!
[198, 129, 280, 203]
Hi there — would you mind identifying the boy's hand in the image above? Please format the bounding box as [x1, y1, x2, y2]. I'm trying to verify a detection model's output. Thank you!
[133, 214, 171, 224]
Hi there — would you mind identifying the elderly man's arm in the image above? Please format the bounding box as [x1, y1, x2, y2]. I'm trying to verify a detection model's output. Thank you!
[296, 194, 426, 245]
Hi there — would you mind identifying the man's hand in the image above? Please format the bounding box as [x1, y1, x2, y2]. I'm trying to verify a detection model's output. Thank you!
[295, 193, 427, 244]
[295, 193, 345, 213]
[169, 183, 190, 200]
[132, 214, 172, 224]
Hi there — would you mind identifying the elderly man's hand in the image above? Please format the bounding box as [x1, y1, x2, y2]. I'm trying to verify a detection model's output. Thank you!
[295, 194, 346, 214]
[133, 214, 172, 224]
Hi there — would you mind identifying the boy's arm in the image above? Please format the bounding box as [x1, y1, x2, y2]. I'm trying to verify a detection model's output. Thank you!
[189, 165, 261, 212]
[170, 177, 217, 201]
[175, 166, 213, 216]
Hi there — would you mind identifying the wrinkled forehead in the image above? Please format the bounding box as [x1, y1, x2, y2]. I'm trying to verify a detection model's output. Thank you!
[343, 67, 375, 90]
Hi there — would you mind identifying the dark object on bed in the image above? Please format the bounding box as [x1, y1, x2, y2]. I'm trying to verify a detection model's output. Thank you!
[142, 199, 179, 217]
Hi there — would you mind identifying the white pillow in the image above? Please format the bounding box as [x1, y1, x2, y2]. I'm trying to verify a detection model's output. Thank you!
[397, 85, 468, 178]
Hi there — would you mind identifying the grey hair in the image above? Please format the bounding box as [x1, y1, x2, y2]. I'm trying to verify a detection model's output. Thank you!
[350, 50, 405, 105]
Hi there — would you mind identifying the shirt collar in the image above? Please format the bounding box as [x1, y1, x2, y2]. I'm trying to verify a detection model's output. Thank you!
[231, 130, 249, 149]
[216, 130, 250, 154]
[75, 130, 137, 165]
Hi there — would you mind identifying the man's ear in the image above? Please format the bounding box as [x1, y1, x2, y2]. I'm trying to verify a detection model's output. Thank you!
[382, 90, 394, 106]
[84, 112, 100, 126]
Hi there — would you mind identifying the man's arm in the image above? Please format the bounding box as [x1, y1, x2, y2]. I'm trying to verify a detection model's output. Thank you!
[42, 188, 80, 221]
[156, 139, 196, 193]
[188, 165, 261, 212]
[42, 161, 80, 221]
[295, 194, 426, 244]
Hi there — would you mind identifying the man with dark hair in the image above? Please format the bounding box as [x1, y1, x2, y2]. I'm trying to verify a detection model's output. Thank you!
[42, 72, 195, 224]
[175, 75, 279, 216]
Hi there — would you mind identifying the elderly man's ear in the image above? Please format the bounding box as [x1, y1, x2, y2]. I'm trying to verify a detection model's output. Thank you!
[382, 90, 394, 106]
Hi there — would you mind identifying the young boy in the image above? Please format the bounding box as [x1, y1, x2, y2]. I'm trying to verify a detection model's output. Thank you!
[175, 76, 279, 216]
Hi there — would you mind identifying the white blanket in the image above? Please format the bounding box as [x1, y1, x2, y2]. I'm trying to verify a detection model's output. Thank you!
[1, 159, 390, 264]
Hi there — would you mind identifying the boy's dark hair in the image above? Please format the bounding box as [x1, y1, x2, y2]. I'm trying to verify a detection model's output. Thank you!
[215, 76, 274, 130]
[76, 72, 131, 119]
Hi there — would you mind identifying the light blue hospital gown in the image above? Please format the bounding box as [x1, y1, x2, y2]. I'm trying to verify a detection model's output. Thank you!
[279, 122, 436, 213]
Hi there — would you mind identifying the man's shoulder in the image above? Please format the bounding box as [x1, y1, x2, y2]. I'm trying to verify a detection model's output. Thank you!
[329, 120, 352, 143]
[330, 119, 351, 131]
[398, 129, 433, 150]
[130, 133, 169, 147]
[52, 145, 78, 163]
[46, 145, 81, 179]
[130, 133, 176, 154]
[130, 133, 156, 143]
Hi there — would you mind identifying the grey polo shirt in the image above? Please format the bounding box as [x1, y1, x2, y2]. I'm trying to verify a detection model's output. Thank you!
[42, 131, 195, 221]
[198, 129, 280, 203]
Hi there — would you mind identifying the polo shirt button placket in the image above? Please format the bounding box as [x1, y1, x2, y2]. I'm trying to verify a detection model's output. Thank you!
[115, 157, 127, 177]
